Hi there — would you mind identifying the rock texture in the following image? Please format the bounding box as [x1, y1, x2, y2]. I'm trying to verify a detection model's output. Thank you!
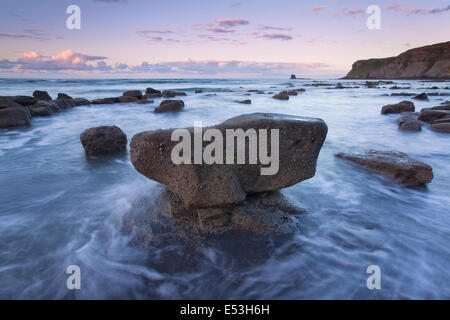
[33, 90, 52, 101]
[272, 92, 289, 100]
[336, 150, 433, 186]
[80, 126, 127, 156]
[130, 113, 328, 209]
[344, 41, 450, 79]
[0, 99, 31, 128]
[154, 100, 184, 113]
[381, 101, 415, 114]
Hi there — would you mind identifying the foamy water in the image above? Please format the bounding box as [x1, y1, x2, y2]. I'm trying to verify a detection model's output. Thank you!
[0, 78, 449, 299]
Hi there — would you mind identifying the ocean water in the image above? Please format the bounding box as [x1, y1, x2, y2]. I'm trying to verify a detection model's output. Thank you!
[0, 78, 449, 299]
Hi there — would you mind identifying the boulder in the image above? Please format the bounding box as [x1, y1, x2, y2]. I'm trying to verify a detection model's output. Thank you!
[381, 101, 415, 114]
[195, 90, 203, 94]
[272, 92, 289, 100]
[55, 99, 76, 109]
[430, 123, 450, 133]
[429, 105, 450, 111]
[290, 74, 296, 79]
[57, 93, 73, 100]
[335, 150, 433, 186]
[137, 99, 153, 104]
[399, 119, 422, 131]
[0, 96, 37, 106]
[80, 126, 127, 156]
[431, 116, 450, 124]
[123, 90, 143, 99]
[145, 88, 162, 97]
[413, 92, 429, 101]
[0, 100, 31, 128]
[29, 101, 59, 116]
[32, 90, 52, 101]
[154, 100, 184, 113]
[286, 90, 298, 96]
[162, 90, 187, 98]
[118, 96, 139, 103]
[92, 97, 118, 105]
[130, 113, 328, 208]
[238, 99, 251, 104]
[73, 98, 90, 106]
[418, 109, 450, 123]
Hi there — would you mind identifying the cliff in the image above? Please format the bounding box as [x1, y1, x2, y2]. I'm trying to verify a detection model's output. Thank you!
[344, 41, 450, 79]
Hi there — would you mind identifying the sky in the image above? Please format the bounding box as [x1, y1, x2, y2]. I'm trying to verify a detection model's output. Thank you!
[0, 0, 449, 78]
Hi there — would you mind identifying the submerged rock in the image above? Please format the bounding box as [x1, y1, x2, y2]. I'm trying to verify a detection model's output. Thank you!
[413, 92, 429, 101]
[130, 113, 328, 209]
[80, 126, 127, 156]
[418, 109, 450, 123]
[145, 88, 162, 97]
[381, 101, 415, 114]
[57, 93, 73, 100]
[154, 100, 184, 113]
[118, 96, 139, 103]
[431, 123, 450, 133]
[162, 90, 187, 98]
[92, 97, 118, 105]
[237, 99, 251, 104]
[29, 101, 59, 116]
[123, 90, 143, 99]
[272, 92, 289, 100]
[335, 150, 433, 186]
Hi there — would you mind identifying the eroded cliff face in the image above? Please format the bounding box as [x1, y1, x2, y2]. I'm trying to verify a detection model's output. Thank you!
[345, 41, 450, 79]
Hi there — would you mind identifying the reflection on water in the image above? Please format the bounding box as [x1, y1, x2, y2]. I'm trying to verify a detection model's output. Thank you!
[0, 78, 449, 299]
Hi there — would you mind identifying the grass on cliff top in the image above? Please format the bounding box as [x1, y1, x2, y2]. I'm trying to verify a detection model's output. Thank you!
[347, 57, 396, 77]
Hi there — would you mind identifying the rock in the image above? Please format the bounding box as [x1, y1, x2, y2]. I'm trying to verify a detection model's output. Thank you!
[381, 101, 415, 114]
[73, 98, 90, 107]
[396, 114, 417, 124]
[80, 126, 127, 156]
[130, 113, 328, 208]
[195, 90, 203, 94]
[431, 116, 450, 124]
[57, 93, 73, 100]
[145, 88, 161, 97]
[118, 96, 139, 103]
[430, 123, 450, 133]
[137, 99, 153, 104]
[399, 120, 422, 131]
[92, 97, 118, 105]
[29, 101, 59, 116]
[0, 100, 31, 128]
[418, 109, 450, 122]
[429, 105, 450, 111]
[162, 90, 187, 98]
[154, 100, 184, 113]
[335, 150, 433, 186]
[272, 92, 289, 100]
[123, 90, 143, 99]
[286, 90, 298, 96]
[413, 92, 429, 100]
[0, 96, 37, 106]
[290, 74, 296, 79]
[55, 99, 76, 109]
[391, 93, 415, 97]
[237, 99, 251, 104]
[32, 90, 52, 101]
[296, 88, 306, 92]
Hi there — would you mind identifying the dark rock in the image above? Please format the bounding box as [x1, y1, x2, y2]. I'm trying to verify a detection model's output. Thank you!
[335, 150, 433, 186]
[57, 93, 73, 100]
[55, 99, 76, 109]
[123, 90, 143, 99]
[145, 88, 161, 96]
[391, 93, 416, 97]
[290, 74, 296, 79]
[137, 99, 153, 104]
[430, 123, 450, 133]
[399, 119, 422, 131]
[381, 101, 415, 114]
[413, 92, 429, 100]
[130, 113, 328, 208]
[418, 109, 450, 122]
[154, 100, 184, 113]
[195, 90, 203, 94]
[32, 90, 52, 101]
[162, 90, 187, 98]
[92, 97, 118, 105]
[431, 116, 450, 124]
[72, 98, 90, 106]
[238, 99, 251, 104]
[118, 96, 139, 103]
[0, 96, 37, 106]
[29, 101, 59, 116]
[286, 90, 298, 96]
[0, 100, 31, 128]
[80, 126, 127, 156]
[272, 92, 289, 100]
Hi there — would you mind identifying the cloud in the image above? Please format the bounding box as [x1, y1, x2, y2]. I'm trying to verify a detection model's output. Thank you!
[215, 19, 250, 28]
[0, 28, 62, 41]
[253, 33, 294, 41]
[206, 27, 235, 33]
[430, 5, 450, 14]
[312, 6, 326, 11]
[258, 24, 293, 31]
[332, 6, 365, 17]
[136, 29, 181, 42]
[383, 3, 450, 15]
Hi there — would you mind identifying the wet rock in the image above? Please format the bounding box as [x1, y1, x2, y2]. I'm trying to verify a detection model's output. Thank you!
[130, 113, 328, 208]
[32, 90, 52, 101]
[73, 98, 90, 106]
[399, 119, 422, 131]
[381, 101, 415, 114]
[431, 116, 450, 124]
[195, 90, 203, 94]
[137, 99, 153, 104]
[429, 105, 450, 111]
[145, 88, 162, 97]
[162, 90, 187, 98]
[418, 109, 450, 123]
[118, 96, 139, 103]
[80, 125, 127, 156]
[413, 92, 429, 101]
[92, 97, 118, 105]
[272, 92, 289, 100]
[290, 74, 296, 79]
[335, 150, 433, 186]
[29, 101, 59, 116]
[55, 99, 76, 109]
[154, 100, 184, 113]
[391, 93, 416, 97]
[57, 93, 73, 100]
[123, 90, 143, 99]
[430, 123, 450, 133]
[237, 99, 251, 104]
[0, 100, 31, 128]
[0, 96, 38, 106]
[286, 90, 298, 96]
